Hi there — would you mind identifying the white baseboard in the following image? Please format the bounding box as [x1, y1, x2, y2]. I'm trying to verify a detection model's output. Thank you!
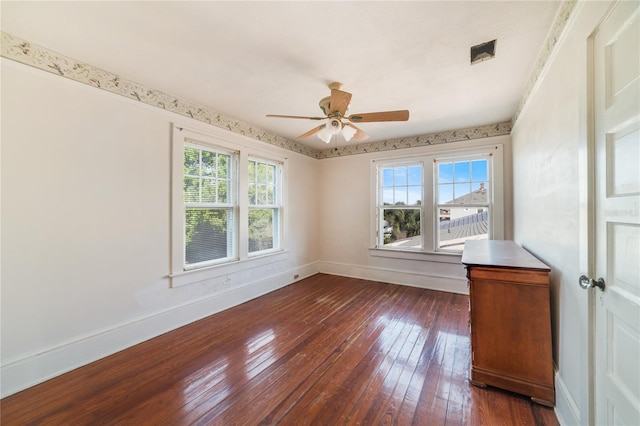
[317, 261, 468, 294]
[0, 262, 319, 398]
[554, 371, 582, 426]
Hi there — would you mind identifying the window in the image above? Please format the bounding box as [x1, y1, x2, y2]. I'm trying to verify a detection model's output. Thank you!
[183, 144, 237, 268]
[248, 157, 282, 254]
[171, 125, 287, 287]
[377, 163, 423, 250]
[435, 157, 490, 252]
[372, 145, 503, 254]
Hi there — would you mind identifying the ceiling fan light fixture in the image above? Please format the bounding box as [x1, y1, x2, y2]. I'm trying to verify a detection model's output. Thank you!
[317, 128, 332, 143]
[341, 124, 357, 142]
[316, 118, 342, 143]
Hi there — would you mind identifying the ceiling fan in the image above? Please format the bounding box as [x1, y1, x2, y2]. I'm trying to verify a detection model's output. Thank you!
[267, 82, 410, 144]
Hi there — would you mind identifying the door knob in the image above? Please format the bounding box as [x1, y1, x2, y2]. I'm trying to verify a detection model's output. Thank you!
[579, 275, 606, 291]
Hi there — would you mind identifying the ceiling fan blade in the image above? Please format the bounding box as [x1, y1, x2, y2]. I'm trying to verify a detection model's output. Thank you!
[267, 114, 326, 120]
[295, 124, 326, 140]
[347, 110, 410, 123]
[329, 89, 352, 117]
[344, 123, 369, 142]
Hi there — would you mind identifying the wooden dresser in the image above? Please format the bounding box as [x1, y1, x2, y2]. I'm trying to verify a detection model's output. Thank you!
[462, 240, 555, 406]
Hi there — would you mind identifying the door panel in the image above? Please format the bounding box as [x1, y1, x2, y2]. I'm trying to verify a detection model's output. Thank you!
[594, 1, 640, 425]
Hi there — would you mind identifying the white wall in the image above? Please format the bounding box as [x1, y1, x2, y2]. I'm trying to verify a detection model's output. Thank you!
[317, 136, 513, 294]
[0, 59, 320, 397]
[511, 2, 613, 424]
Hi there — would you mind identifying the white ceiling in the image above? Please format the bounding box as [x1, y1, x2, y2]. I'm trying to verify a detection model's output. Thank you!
[1, 1, 560, 151]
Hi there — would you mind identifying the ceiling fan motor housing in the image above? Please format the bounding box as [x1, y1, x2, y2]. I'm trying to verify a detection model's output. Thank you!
[327, 118, 342, 133]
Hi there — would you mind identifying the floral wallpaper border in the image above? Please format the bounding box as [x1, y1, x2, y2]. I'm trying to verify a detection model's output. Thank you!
[318, 121, 512, 159]
[512, 0, 577, 124]
[3, 0, 576, 162]
[0, 31, 318, 158]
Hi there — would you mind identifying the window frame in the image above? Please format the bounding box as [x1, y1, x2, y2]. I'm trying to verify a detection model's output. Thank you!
[170, 125, 287, 288]
[370, 144, 504, 255]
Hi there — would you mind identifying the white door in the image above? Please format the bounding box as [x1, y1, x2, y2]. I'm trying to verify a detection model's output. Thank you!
[593, 1, 640, 425]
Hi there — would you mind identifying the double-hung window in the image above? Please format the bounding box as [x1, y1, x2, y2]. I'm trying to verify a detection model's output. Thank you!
[248, 157, 282, 255]
[377, 163, 423, 250]
[372, 145, 503, 254]
[183, 143, 237, 268]
[435, 156, 491, 252]
[171, 125, 287, 287]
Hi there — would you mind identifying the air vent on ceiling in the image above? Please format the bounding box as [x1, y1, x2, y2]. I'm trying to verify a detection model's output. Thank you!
[470, 39, 496, 65]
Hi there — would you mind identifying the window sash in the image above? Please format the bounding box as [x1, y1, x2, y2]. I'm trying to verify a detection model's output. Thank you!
[433, 156, 492, 252]
[378, 163, 423, 208]
[184, 207, 236, 268]
[248, 207, 280, 254]
[248, 158, 282, 255]
[248, 158, 281, 208]
[183, 143, 238, 269]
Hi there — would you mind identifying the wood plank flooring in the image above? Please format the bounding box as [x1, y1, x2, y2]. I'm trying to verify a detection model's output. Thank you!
[1, 274, 559, 425]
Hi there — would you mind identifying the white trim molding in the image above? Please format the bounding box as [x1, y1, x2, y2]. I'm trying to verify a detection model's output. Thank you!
[555, 370, 582, 426]
[318, 261, 468, 295]
[0, 262, 320, 398]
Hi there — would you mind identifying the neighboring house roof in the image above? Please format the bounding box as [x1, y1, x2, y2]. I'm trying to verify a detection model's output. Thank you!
[446, 183, 487, 205]
[439, 210, 488, 242]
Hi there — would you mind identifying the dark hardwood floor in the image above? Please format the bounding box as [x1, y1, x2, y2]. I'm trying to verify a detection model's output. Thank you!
[1, 274, 558, 425]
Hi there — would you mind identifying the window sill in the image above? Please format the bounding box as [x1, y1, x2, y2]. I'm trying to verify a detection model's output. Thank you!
[368, 248, 462, 264]
[169, 250, 289, 288]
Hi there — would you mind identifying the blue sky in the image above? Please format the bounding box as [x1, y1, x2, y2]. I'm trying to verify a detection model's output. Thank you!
[381, 160, 489, 205]
[438, 160, 488, 204]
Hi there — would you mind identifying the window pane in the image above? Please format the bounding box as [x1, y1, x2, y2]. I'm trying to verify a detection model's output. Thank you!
[218, 180, 228, 203]
[408, 165, 422, 185]
[471, 181, 489, 203]
[454, 161, 470, 182]
[454, 183, 471, 201]
[408, 186, 421, 205]
[249, 209, 276, 253]
[394, 167, 407, 186]
[248, 183, 256, 205]
[382, 208, 421, 249]
[185, 208, 232, 264]
[248, 160, 256, 182]
[382, 188, 394, 205]
[184, 177, 199, 202]
[201, 178, 217, 203]
[266, 164, 275, 183]
[471, 160, 488, 181]
[438, 184, 454, 204]
[438, 163, 453, 183]
[257, 185, 266, 205]
[257, 163, 267, 183]
[382, 168, 393, 187]
[438, 207, 488, 251]
[394, 187, 407, 205]
[184, 147, 200, 175]
[266, 186, 275, 205]
[201, 151, 216, 176]
[217, 154, 229, 179]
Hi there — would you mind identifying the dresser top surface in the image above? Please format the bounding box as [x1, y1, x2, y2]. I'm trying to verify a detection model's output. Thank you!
[461, 240, 550, 271]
